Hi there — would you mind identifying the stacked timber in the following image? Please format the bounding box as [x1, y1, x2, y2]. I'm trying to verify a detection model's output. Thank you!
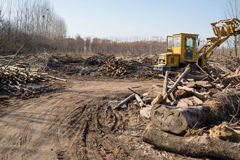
[98, 59, 133, 77]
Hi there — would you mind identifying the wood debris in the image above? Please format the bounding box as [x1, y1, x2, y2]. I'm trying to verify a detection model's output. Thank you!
[0, 54, 66, 97]
[98, 59, 133, 77]
[113, 62, 240, 160]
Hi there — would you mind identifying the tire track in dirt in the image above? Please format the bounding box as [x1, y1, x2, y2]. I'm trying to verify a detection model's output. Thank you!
[0, 92, 86, 160]
[0, 77, 199, 160]
[57, 104, 93, 160]
[57, 103, 129, 160]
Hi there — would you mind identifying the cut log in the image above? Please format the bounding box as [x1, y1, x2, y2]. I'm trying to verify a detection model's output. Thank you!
[177, 86, 194, 92]
[193, 96, 203, 105]
[150, 105, 211, 135]
[182, 98, 193, 106]
[208, 65, 222, 80]
[143, 126, 240, 160]
[135, 94, 145, 108]
[182, 81, 209, 88]
[187, 78, 195, 82]
[225, 74, 240, 79]
[163, 66, 191, 101]
[209, 62, 235, 75]
[162, 71, 169, 96]
[151, 94, 163, 106]
[177, 86, 207, 99]
[142, 85, 163, 104]
[168, 71, 206, 81]
[196, 63, 215, 81]
[114, 93, 135, 109]
[175, 89, 192, 100]
[184, 74, 206, 81]
[176, 99, 188, 107]
[212, 73, 230, 83]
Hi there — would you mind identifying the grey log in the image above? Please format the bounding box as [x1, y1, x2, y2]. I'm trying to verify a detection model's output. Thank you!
[150, 105, 211, 135]
[143, 126, 240, 160]
[114, 93, 135, 109]
[162, 71, 169, 96]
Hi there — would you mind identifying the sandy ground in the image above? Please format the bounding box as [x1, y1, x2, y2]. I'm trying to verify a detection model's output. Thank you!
[0, 76, 204, 160]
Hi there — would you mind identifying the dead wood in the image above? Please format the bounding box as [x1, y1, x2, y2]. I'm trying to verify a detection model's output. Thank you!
[204, 89, 240, 122]
[115, 93, 135, 109]
[210, 62, 235, 75]
[151, 94, 163, 106]
[177, 86, 207, 99]
[150, 105, 211, 135]
[163, 66, 191, 101]
[162, 71, 169, 96]
[143, 126, 240, 160]
[135, 94, 145, 108]
[196, 63, 215, 81]
[175, 89, 192, 100]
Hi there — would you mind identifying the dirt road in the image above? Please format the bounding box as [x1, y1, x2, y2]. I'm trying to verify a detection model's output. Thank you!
[0, 76, 200, 160]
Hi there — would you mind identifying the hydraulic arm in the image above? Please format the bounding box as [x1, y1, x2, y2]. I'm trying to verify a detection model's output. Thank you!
[198, 18, 240, 67]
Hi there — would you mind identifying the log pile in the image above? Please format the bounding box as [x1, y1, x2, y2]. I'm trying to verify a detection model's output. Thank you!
[84, 55, 114, 66]
[114, 63, 240, 159]
[0, 66, 66, 84]
[98, 59, 134, 77]
[0, 53, 67, 98]
[0, 65, 66, 97]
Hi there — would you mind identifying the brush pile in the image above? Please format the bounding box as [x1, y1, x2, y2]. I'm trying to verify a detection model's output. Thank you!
[114, 63, 240, 160]
[98, 59, 134, 77]
[0, 54, 66, 98]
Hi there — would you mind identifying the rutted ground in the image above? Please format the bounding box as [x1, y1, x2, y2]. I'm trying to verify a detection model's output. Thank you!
[0, 76, 201, 160]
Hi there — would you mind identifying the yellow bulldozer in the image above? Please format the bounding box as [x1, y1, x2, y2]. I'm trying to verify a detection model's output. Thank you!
[153, 18, 240, 71]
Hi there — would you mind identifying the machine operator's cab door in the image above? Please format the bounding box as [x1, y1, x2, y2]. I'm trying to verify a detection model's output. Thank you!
[166, 36, 172, 52]
[184, 36, 194, 60]
[172, 33, 199, 63]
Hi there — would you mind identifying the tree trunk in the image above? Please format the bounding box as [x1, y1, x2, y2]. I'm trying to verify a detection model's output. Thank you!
[143, 126, 240, 160]
[150, 105, 211, 135]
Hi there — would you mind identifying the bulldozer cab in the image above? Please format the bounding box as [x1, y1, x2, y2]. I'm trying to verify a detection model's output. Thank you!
[167, 33, 199, 62]
[154, 33, 199, 71]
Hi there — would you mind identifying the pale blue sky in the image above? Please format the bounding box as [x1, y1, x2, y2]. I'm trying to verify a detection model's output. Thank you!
[50, 0, 229, 40]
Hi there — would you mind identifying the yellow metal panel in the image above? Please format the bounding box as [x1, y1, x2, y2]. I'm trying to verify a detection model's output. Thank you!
[174, 33, 198, 63]
[166, 54, 179, 67]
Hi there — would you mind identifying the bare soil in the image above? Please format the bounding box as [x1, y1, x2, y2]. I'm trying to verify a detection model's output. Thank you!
[0, 75, 207, 160]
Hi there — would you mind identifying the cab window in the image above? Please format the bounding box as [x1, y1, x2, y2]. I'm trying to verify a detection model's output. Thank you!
[173, 36, 181, 47]
[167, 36, 172, 50]
[185, 36, 193, 50]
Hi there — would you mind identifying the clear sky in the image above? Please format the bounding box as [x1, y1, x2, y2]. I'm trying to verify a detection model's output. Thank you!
[50, 0, 228, 40]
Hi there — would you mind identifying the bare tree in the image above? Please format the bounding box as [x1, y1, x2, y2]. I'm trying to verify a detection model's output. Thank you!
[0, 0, 67, 53]
[222, 0, 240, 56]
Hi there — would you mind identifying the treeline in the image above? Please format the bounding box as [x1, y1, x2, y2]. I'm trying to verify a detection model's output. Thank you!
[61, 36, 166, 54]
[0, 0, 166, 54]
[0, 0, 67, 53]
